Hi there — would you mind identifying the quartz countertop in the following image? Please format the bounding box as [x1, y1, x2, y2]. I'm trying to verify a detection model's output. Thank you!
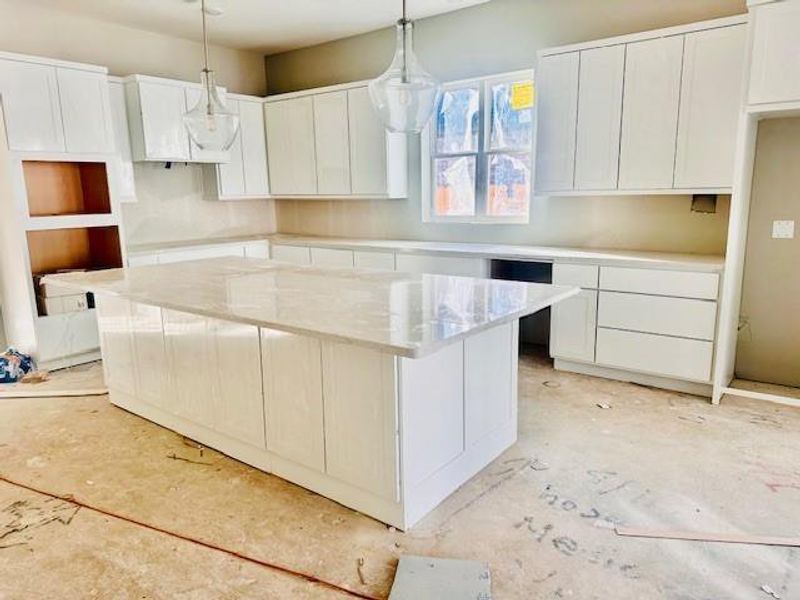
[125, 233, 725, 273]
[45, 257, 578, 358]
[127, 234, 270, 255]
[267, 235, 726, 273]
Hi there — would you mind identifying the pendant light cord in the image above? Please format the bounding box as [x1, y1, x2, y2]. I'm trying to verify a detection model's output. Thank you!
[401, 0, 408, 84]
[200, 0, 213, 114]
[201, 0, 210, 73]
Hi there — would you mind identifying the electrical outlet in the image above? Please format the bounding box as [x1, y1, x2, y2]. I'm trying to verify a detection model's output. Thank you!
[772, 220, 795, 239]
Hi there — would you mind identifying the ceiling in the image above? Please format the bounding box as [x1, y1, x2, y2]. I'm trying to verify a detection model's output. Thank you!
[26, 0, 491, 54]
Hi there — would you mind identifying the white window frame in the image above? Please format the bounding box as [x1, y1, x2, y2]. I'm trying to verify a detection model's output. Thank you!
[421, 69, 536, 225]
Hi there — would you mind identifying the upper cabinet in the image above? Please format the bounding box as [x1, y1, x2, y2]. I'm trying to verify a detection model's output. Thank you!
[108, 78, 137, 203]
[57, 68, 113, 154]
[748, 0, 800, 106]
[618, 36, 684, 190]
[264, 82, 408, 199]
[534, 53, 579, 193]
[313, 91, 351, 195]
[0, 52, 112, 155]
[123, 74, 230, 164]
[675, 25, 747, 188]
[574, 45, 625, 191]
[264, 96, 317, 195]
[535, 16, 747, 196]
[205, 95, 271, 200]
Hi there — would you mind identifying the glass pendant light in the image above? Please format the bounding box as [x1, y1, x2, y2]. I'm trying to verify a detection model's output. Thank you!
[183, 0, 239, 151]
[368, 0, 441, 134]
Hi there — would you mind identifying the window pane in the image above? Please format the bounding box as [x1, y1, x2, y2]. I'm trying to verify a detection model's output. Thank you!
[435, 87, 480, 154]
[487, 153, 530, 218]
[434, 156, 476, 217]
[489, 80, 534, 150]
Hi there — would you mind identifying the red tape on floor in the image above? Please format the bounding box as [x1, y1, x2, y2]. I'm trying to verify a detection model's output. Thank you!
[0, 473, 383, 600]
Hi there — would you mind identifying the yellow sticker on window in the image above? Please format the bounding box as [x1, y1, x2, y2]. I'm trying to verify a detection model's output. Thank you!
[511, 81, 535, 110]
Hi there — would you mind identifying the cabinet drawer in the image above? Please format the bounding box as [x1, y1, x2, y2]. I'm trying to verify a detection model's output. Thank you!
[271, 244, 311, 265]
[598, 292, 716, 341]
[599, 267, 719, 299]
[553, 263, 599, 289]
[354, 250, 396, 271]
[596, 328, 713, 382]
[310, 247, 354, 268]
[396, 254, 489, 278]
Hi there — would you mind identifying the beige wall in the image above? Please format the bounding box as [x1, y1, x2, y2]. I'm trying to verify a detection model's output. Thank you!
[1, 0, 276, 247]
[0, 0, 266, 95]
[266, 0, 744, 253]
[736, 119, 800, 387]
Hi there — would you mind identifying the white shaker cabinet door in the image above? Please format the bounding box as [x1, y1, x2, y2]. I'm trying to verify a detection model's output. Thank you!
[265, 97, 317, 195]
[135, 80, 191, 161]
[108, 81, 137, 202]
[348, 86, 389, 196]
[216, 99, 246, 197]
[574, 45, 625, 191]
[550, 289, 597, 363]
[313, 91, 351, 195]
[534, 52, 579, 193]
[211, 319, 265, 449]
[0, 59, 64, 152]
[57, 68, 113, 154]
[261, 330, 325, 471]
[674, 25, 746, 189]
[618, 35, 684, 190]
[239, 100, 270, 196]
[749, 1, 800, 105]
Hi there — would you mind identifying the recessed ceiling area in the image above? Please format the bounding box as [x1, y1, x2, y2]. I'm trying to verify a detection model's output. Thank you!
[23, 0, 491, 54]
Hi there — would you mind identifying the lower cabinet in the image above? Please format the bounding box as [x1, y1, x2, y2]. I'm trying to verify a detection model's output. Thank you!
[596, 328, 714, 382]
[395, 254, 489, 278]
[127, 240, 270, 266]
[310, 247, 355, 267]
[550, 262, 720, 386]
[270, 244, 312, 265]
[162, 310, 266, 448]
[354, 250, 396, 270]
[550, 289, 597, 363]
[261, 330, 325, 471]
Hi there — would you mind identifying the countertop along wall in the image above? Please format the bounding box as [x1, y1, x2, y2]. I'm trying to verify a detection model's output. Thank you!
[265, 0, 746, 254]
[0, 0, 276, 247]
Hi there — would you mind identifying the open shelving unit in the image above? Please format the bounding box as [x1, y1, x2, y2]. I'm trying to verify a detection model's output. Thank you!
[0, 153, 126, 369]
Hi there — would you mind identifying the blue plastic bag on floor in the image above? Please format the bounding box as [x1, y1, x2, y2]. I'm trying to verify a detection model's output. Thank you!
[0, 348, 36, 383]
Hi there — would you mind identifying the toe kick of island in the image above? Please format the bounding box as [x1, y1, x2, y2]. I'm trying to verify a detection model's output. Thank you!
[95, 295, 520, 530]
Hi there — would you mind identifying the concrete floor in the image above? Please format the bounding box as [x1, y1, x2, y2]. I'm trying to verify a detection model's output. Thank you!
[1, 351, 799, 599]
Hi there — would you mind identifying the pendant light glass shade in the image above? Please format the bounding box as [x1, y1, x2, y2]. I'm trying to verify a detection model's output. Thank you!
[184, 69, 239, 151]
[368, 19, 441, 134]
[183, 0, 239, 152]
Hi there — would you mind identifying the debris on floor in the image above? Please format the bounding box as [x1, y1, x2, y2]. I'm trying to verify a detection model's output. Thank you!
[19, 371, 49, 384]
[761, 584, 781, 599]
[1, 497, 80, 548]
[596, 402, 612, 409]
[615, 526, 800, 547]
[166, 452, 212, 466]
[0, 361, 106, 399]
[389, 556, 491, 600]
[0, 349, 35, 384]
[356, 557, 367, 585]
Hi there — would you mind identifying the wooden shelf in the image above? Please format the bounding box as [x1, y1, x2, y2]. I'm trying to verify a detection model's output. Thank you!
[25, 214, 118, 231]
[27, 226, 122, 275]
[27, 226, 122, 317]
[23, 160, 111, 217]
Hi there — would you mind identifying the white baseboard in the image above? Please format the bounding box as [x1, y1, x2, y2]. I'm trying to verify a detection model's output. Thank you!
[554, 359, 713, 398]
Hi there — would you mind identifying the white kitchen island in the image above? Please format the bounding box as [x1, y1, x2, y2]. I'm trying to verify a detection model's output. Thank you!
[47, 257, 577, 529]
